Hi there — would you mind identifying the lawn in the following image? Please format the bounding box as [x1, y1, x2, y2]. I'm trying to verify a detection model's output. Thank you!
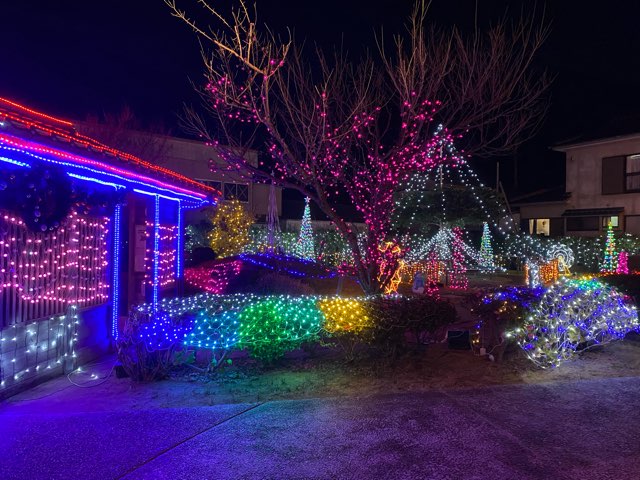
[10, 335, 640, 412]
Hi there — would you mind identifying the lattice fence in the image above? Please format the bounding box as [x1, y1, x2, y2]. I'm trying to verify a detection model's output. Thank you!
[0, 210, 110, 328]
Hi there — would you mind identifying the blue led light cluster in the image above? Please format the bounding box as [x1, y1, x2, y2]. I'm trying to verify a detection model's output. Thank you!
[111, 204, 122, 340]
[239, 253, 337, 279]
[152, 195, 160, 312]
[507, 278, 640, 368]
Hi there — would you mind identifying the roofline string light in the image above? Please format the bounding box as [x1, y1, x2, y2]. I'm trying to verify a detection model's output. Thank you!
[0, 142, 208, 202]
[0, 98, 221, 196]
[0, 134, 210, 200]
[0, 96, 74, 126]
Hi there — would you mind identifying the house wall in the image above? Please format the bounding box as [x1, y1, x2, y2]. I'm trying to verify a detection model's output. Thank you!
[160, 136, 282, 218]
[565, 137, 640, 235]
[0, 304, 110, 400]
[515, 202, 567, 237]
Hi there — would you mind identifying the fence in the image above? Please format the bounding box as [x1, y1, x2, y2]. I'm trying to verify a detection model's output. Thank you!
[0, 210, 110, 328]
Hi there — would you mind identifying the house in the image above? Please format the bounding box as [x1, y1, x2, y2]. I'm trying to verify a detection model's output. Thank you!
[514, 132, 640, 237]
[74, 123, 282, 222]
[511, 187, 569, 237]
[0, 98, 217, 397]
[554, 133, 640, 235]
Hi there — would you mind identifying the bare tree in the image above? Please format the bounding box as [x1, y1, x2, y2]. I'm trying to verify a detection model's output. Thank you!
[78, 105, 172, 165]
[165, 0, 549, 294]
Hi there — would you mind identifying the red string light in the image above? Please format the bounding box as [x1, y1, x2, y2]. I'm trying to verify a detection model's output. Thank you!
[0, 100, 221, 197]
[0, 97, 74, 127]
[184, 260, 242, 294]
[0, 133, 209, 199]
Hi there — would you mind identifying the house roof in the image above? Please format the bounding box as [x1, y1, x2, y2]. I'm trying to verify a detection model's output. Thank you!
[0, 97, 221, 200]
[562, 207, 624, 217]
[553, 132, 640, 151]
[509, 186, 569, 205]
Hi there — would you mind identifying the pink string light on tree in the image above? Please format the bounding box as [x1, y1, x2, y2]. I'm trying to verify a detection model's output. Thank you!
[425, 251, 441, 295]
[617, 250, 629, 274]
[449, 227, 468, 290]
[170, 2, 550, 293]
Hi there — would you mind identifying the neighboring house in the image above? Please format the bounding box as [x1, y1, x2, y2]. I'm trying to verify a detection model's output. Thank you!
[511, 187, 569, 237]
[555, 133, 640, 236]
[0, 98, 217, 397]
[74, 123, 282, 221]
[162, 136, 281, 220]
[513, 132, 640, 237]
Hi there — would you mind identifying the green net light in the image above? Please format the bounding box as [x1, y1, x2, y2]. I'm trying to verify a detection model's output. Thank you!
[237, 296, 324, 361]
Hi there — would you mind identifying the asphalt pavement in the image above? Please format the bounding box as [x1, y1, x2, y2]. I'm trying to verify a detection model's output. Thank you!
[1, 377, 640, 479]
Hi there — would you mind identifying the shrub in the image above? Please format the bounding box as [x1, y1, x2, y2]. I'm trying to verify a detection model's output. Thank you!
[237, 297, 323, 362]
[599, 274, 640, 306]
[184, 310, 241, 368]
[319, 297, 372, 360]
[252, 271, 315, 295]
[511, 278, 639, 368]
[117, 311, 194, 381]
[366, 295, 458, 358]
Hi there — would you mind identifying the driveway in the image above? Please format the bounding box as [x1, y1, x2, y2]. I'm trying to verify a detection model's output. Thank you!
[1, 376, 639, 479]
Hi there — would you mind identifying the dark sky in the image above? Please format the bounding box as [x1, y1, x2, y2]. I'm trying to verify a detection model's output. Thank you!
[2, 0, 640, 194]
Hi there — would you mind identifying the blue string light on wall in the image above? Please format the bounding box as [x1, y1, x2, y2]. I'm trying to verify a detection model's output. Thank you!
[111, 204, 122, 340]
[153, 194, 161, 312]
[176, 200, 183, 279]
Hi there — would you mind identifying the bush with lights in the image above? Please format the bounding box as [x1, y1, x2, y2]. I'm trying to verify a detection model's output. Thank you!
[208, 199, 254, 258]
[126, 292, 460, 372]
[318, 297, 373, 360]
[117, 310, 196, 381]
[237, 296, 325, 362]
[470, 286, 546, 358]
[509, 278, 639, 368]
[184, 310, 241, 368]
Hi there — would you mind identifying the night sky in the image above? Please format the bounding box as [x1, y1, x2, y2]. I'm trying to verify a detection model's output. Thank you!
[2, 0, 640, 195]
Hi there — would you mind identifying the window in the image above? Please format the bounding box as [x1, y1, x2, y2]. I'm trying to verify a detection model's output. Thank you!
[627, 154, 640, 191]
[528, 218, 550, 236]
[196, 179, 222, 191]
[602, 215, 619, 228]
[223, 183, 249, 202]
[566, 216, 599, 231]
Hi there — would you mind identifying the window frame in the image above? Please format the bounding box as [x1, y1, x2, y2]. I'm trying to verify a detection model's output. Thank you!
[566, 216, 600, 232]
[625, 154, 640, 192]
[223, 182, 250, 202]
[602, 215, 620, 229]
[196, 179, 222, 192]
[527, 218, 550, 236]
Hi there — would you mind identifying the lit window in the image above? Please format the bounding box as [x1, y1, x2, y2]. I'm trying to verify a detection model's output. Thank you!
[528, 218, 549, 236]
[627, 155, 640, 191]
[535, 219, 550, 236]
[602, 216, 619, 228]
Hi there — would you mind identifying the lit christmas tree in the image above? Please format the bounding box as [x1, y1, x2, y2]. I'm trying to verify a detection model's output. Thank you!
[479, 222, 495, 271]
[449, 227, 468, 289]
[295, 197, 315, 260]
[617, 250, 629, 274]
[600, 222, 618, 273]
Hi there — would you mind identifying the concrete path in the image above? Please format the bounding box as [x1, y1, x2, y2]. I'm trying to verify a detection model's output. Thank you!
[1, 377, 640, 479]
